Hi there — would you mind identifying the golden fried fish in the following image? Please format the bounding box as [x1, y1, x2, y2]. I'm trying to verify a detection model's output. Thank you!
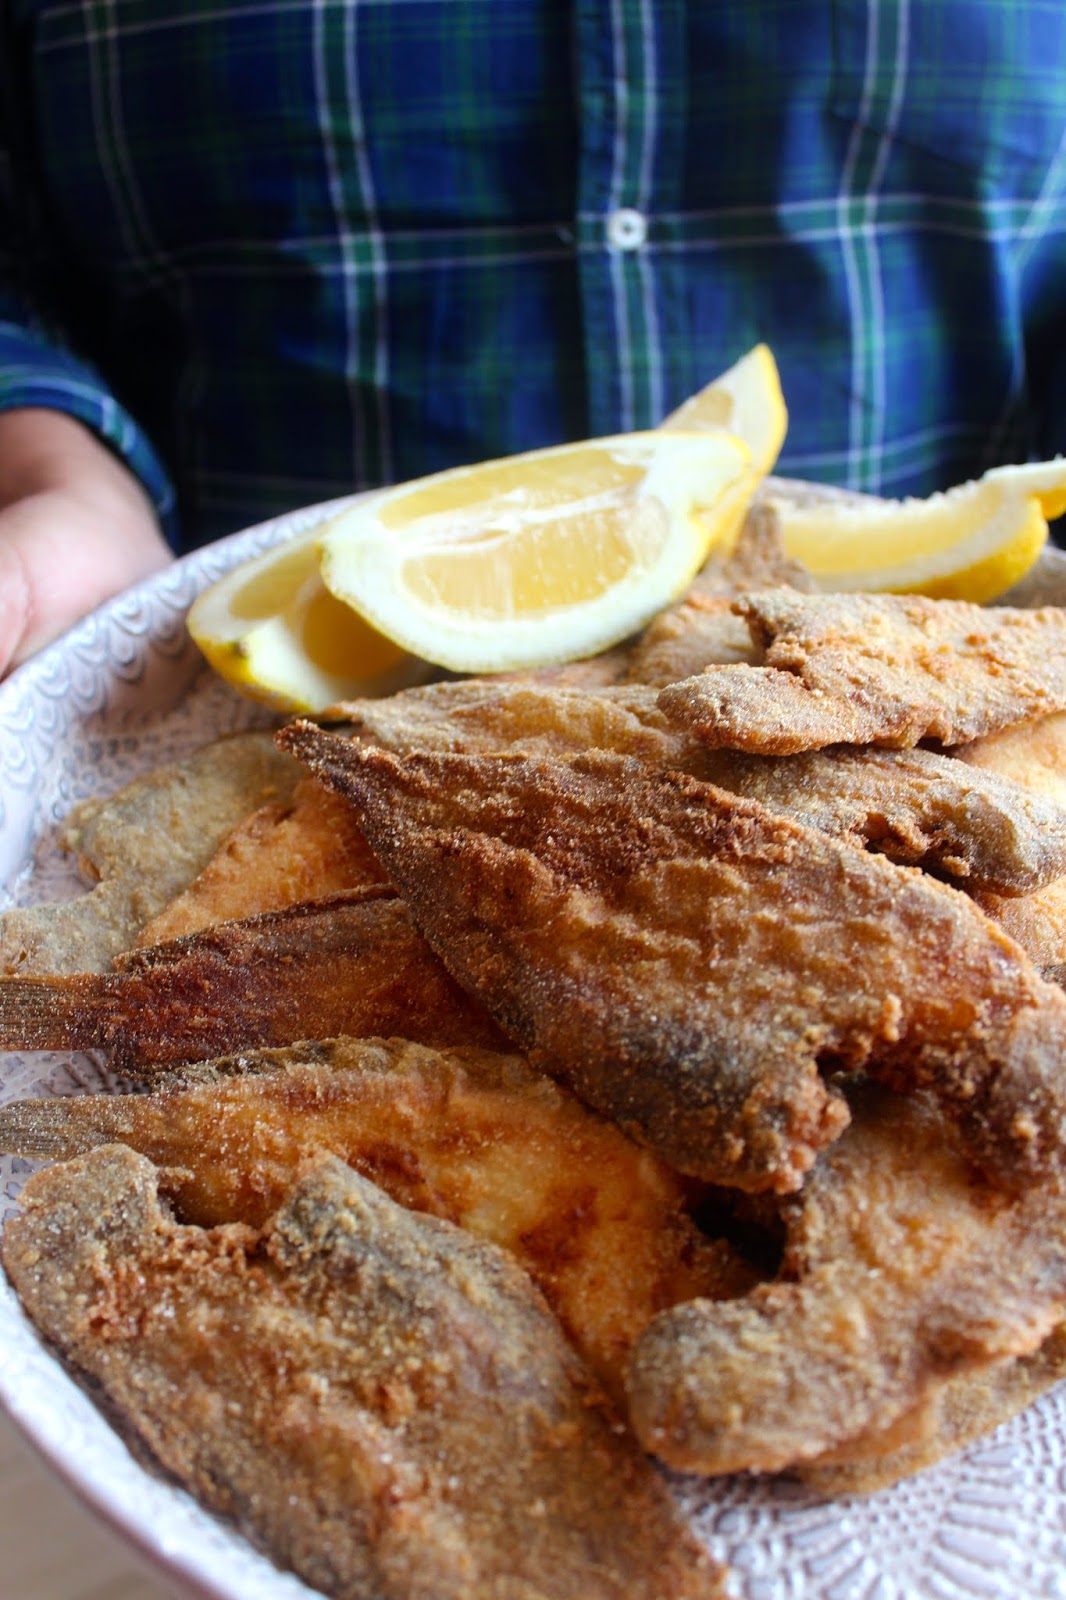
[960, 710, 1066, 980]
[3, 1147, 725, 1599]
[0, 1036, 754, 1400]
[0, 732, 299, 975]
[0, 890, 505, 1071]
[627, 1086, 1066, 1478]
[659, 591, 1066, 753]
[137, 775, 387, 945]
[279, 728, 1066, 1195]
[331, 680, 1066, 894]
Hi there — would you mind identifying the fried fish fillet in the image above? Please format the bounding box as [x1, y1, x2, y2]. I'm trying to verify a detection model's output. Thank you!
[626, 1086, 1066, 1478]
[0, 732, 299, 975]
[280, 727, 1066, 1194]
[621, 503, 813, 687]
[3, 1147, 724, 1599]
[691, 500, 816, 598]
[797, 1324, 1066, 1497]
[716, 743, 1066, 894]
[137, 775, 387, 945]
[330, 680, 1066, 894]
[960, 711, 1066, 980]
[658, 591, 1066, 754]
[970, 879, 1066, 987]
[333, 678, 702, 763]
[959, 709, 1066, 808]
[623, 595, 761, 685]
[0, 890, 505, 1072]
[0, 1036, 755, 1400]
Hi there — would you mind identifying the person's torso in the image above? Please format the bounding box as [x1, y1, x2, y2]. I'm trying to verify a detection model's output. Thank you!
[8, 0, 1066, 545]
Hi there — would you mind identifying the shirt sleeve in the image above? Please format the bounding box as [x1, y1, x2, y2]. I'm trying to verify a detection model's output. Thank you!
[0, 318, 178, 539]
[0, 46, 178, 541]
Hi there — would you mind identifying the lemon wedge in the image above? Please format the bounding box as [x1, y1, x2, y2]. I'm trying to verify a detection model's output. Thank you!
[660, 343, 788, 478]
[317, 431, 754, 674]
[769, 459, 1066, 603]
[187, 529, 428, 713]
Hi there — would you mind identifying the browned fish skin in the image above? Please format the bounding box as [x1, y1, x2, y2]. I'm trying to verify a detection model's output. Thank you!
[0, 890, 506, 1072]
[279, 727, 1066, 1194]
[960, 711, 1066, 979]
[0, 732, 300, 976]
[137, 776, 387, 945]
[658, 591, 1066, 753]
[332, 681, 1066, 894]
[0, 1036, 755, 1401]
[368, 682, 1066, 893]
[333, 678, 705, 763]
[2, 1147, 726, 1600]
[624, 594, 761, 685]
[699, 743, 1066, 894]
[796, 1324, 1066, 1496]
[627, 1087, 1066, 1478]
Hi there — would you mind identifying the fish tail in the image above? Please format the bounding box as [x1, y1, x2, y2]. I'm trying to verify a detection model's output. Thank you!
[0, 974, 111, 1050]
[0, 1094, 118, 1158]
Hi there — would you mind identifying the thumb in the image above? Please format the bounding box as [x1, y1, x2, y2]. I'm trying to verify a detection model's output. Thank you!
[0, 490, 173, 674]
[0, 536, 32, 676]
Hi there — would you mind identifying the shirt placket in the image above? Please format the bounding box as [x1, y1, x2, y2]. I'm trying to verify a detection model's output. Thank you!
[573, 0, 665, 436]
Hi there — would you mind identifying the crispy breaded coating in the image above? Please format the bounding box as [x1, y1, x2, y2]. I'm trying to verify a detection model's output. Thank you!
[138, 776, 386, 945]
[959, 709, 1066, 808]
[960, 711, 1066, 980]
[2, 1147, 725, 1600]
[330, 680, 1066, 894]
[0, 732, 299, 975]
[972, 879, 1066, 987]
[797, 1325, 1066, 1496]
[627, 1087, 1066, 1478]
[333, 678, 703, 763]
[279, 727, 1066, 1194]
[624, 595, 761, 685]
[658, 591, 1066, 753]
[0, 890, 505, 1072]
[0, 1036, 754, 1401]
[709, 743, 1066, 894]
[623, 503, 814, 687]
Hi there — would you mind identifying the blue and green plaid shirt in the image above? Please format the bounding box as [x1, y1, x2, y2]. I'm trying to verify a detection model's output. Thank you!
[4, 1, 1066, 552]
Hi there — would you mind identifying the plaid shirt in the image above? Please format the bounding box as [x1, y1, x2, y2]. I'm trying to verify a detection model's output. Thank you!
[3, 1, 1066, 552]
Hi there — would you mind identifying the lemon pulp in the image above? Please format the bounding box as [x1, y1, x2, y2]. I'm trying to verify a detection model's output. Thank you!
[318, 430, 755, 673]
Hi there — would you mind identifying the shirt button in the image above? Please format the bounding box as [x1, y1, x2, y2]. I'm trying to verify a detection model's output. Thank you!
[606, 207, 648, 251]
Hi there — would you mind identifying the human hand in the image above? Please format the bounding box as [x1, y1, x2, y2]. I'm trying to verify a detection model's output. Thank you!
[0, 408, 173, 675]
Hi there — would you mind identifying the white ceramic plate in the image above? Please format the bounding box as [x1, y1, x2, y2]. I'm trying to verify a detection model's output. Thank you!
[2, 496, 1066, 1600]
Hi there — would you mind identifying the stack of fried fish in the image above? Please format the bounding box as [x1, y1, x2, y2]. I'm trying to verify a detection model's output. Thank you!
[4, 507, 1066, 1598]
